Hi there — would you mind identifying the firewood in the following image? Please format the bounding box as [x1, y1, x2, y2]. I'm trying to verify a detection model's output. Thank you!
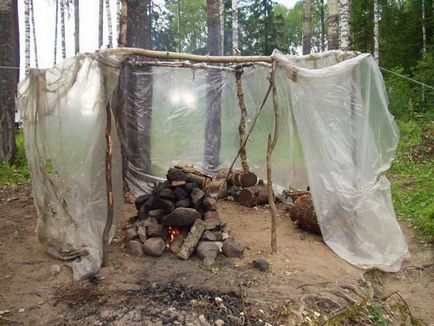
[169, 228, 189, 254]
[219, 169, 258, 187]
[177, 219, 207, 260]
[238, 183, 269, 207]
[147, 224, 164, 237]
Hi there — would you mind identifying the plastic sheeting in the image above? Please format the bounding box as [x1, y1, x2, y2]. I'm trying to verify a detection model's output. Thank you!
[272, 50, 408, 271]
[17, 54, 123, 280]
[18, 50, 408, 278]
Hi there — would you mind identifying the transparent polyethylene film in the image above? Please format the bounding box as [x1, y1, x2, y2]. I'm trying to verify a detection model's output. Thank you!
[116, 63, 309, 194]
[272, 50, 408, 271]
[17, 55, 123, 280]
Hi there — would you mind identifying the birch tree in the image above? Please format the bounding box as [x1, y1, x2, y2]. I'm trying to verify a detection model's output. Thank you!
[24, 0, 30, 74]
[60, 0, 66, 58]
[232, 0, 239, 53]
[0, 0, 19, 161]
[328, 0, 339, 50]
[105, 0, 113, 47]
[421, 0, 426, 53]
[98, 0, 103, 48]
[373, 0, 379, 62]
[320, 0, 325, 51]
[302, 0, 312, 54]
[54, 0, 58, 64]
[219, 0, 224, 55]
[339, 0, 350, 50]
[74, 0, 79, 54]
[30, 0, 38, 68]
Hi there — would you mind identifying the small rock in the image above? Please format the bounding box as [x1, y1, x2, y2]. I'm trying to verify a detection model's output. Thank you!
[196, 241, 221, 260]
[222, 239, 244, 258]
[147, 224, 164, 237]
[48, 264, 61, 276]
[204, 210, 220, 221]
[18, 308, 25, 313]
[252, 259, 269, 272]
[127, 240, 144, 256]
[175, 198, 191, 208]
[203, 197, 217, 211]
[173, 187, 188, 200]
[135, 194, 151, 210]
[215, 319, 225, 326]
[201, 230, 217, 241]
[167, 169, 188, 182]
[199, 314, 211, 326]
[191, 188, 205, 205]
[205, 219, 221, 230]
[212, 231, 222, 241]
[171, 180, 186, 187]
[184, 182, 198, 193]
[143, 237, 165, 256]
[162, 208, 201, 227]
[160, 188, 175, 200]
[137, 225, 147, 242]
[148, 209, 167, 218]
[125, 227, 138, 241]
[137, 217, 159, 227]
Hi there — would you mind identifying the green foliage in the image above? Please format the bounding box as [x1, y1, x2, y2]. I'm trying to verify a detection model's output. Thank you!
[367, 303, 388, 326]
[389, 120, 434, 239]
[0, 130, 30, 186]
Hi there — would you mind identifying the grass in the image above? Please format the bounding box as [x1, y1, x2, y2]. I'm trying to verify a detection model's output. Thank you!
[388, 120, 434, 240]
[0, 131, 30, 186]
[1, 120, 433, 239]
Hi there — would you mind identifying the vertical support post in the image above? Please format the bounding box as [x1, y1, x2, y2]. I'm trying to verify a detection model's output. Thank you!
[268, 60, 279, 254]
[102, 103, 114, 267]
[235, 70, 249, 173]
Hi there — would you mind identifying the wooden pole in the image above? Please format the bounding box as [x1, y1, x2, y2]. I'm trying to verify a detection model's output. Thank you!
[235, 70, 249, 173]
[268, 60, 280, 254]
[102, 103, 114, 267]
[100, 47, 273, 63]
[226, 70, 273, 181]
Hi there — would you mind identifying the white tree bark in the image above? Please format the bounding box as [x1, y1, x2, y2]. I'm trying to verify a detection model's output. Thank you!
[422, 0, 426, 53]
[339, 0, 350, 50]
[54, 0, 58, 64]
[373, 0, 379, 62]
[328, 0, 339, 50]
[116, 0, 121, 39]
[98, 0, 103, 48]
[60, 0, 66, 58]
[30, 0, 38, 68]
[302, 0, 312, 55]
[105, 0, 113, 47]
[24, 0, 30, 74]
[232, 0, 239, 53]
[220, 0, 224, 55]
[74, 0, 80, 54]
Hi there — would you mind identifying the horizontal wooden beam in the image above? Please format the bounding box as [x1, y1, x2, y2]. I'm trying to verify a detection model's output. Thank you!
[100, 47, 273, 63]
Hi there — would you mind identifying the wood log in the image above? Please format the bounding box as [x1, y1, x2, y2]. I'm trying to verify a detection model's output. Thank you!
[147, 224, 165, 237]
[177, 219, 207, 260]
[218, 169, 257, 187]
[238, 183, 269, 207]
[169, 227, 189, 254]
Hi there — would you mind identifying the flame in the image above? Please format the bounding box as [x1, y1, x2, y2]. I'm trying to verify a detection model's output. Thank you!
[168, 226, 181, 244]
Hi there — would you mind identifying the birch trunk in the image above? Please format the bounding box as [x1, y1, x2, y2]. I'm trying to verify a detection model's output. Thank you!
[60, 0, 66, 58]
[24, 0, 30, 74]
[339, 0, 350, 50]
[422, 0, 426, 53]
[302, 0, 312, 55]
[232, 0, 239, 53]
[204, 0, 223, 171]
[320, 0, 325, 51]
[373, 0, 379, 62]
[30, 0, 38, 68]
[116, 0, 121, 38]
[99, 0, 104, 48]
[74, 0, 80, 54]
[220, 0, 224, 55]
[54, 0, 58, 64]
[105, 0, 113, 47]
[0, 0, 19, 161]
[328, 0, 339, 50]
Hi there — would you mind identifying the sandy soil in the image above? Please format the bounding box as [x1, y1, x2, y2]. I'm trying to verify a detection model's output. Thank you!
[0, 183, 433, 325]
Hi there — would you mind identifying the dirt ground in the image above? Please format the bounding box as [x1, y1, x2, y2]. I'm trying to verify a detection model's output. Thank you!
[0, 183, 433, 325]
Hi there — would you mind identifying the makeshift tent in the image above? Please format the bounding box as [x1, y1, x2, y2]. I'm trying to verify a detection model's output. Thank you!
[17, 49, 408, 280]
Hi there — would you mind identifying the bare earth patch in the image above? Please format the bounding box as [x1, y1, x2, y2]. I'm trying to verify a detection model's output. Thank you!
[0, 184, 433, 325]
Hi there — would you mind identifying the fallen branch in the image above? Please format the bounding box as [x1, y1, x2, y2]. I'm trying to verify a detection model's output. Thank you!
[235, 70, 249, 173]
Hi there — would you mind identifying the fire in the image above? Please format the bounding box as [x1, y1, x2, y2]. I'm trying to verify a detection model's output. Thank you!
[168, 226, 181, 244]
